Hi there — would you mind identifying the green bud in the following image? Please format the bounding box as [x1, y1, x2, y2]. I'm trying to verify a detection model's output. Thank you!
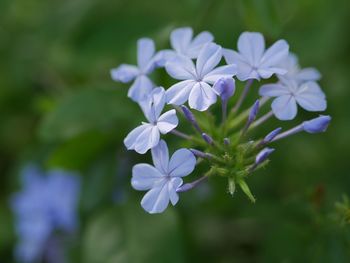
[228, 178, 236, 196]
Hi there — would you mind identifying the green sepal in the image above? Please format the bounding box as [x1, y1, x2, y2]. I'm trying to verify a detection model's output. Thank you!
[238, 179, 256, 203]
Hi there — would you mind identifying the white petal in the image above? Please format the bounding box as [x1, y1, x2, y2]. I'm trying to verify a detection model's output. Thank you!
[223, 49, 256, 81]
[260, 39, 289, 68]
[187, 31, 214, 58]
[131, 164, 164, 191]
[166, 80, 195, 105]
[157, 109, 178, 134]
[134, 125, 160, 154]
[124, 124, 150, 150]
[168, 149, 196, 177]
[258, 67, 287, 79]
[151, 87, 166, 120]
[296, 68, 321, 82]
[151, 140, 169, 174]
[152, 50, 177, 67]
[127, 75, 154, 102]
[237, 32, 265, 66]
[202, 64, 237, 84]
[295, 82, 327, 111]
[278, 53, 299, 72]
[137, 38, 155, 70]
[168, 177, 183, 205]
[223, 48, 240, 64]
[196, 43, 222, 77]
[165, 56, 196, 80]
[188, 82, 217, 111]
[110, 64, 139, 83]
[141, 182, 170, 214]
[139, 87, 166, 123]
[170, 27, 193, 54]
[271, 95, 298, 120]
[259, 83, 289, 97]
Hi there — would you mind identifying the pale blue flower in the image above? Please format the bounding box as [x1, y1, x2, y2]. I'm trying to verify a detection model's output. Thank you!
[111, 38, 162, 102]
[223, 32, 289, 81]
[259, 79, 327, 120]
[278, 53, 321, 83]
[124, 87, 178, 154]
[167, 27, 214, 59]
[10, 165, 80, 263]
[131, 140, 196, 213]
[165, 43, 237, 111]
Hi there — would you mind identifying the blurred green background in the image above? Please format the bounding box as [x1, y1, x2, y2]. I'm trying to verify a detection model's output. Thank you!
[1, 0, 350, 262]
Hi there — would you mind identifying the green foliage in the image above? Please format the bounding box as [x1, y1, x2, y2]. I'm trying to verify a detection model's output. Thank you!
[39, 88, 139, 141]
[82, 205, 185, 263]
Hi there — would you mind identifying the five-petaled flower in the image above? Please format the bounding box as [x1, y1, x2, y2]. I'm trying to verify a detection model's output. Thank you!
[278, 53, 321, 83]
[259, 79, 327, 120]
[124, 87, 178, 154]
[131, 140, 196, 214]
[165, 43, 237, 111]
[166, 27, 214, 59]
[223, 32, 289, 81]
[110, 38, 163, 102]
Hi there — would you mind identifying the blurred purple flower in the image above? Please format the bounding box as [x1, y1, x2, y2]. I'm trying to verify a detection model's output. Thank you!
[10, 165, 80, 263]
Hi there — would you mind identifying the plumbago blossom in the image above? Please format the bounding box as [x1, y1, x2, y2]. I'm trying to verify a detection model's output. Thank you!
[111, 28, 332, 214]
[10, 165, 80, 263]
[111, 38, 163, 102]
[132, 140, 196, 213]
[165, 43, 237, 111]
[165, 27, 214, 59]
[124, 87, 178, 154]
[277, 53, 321, 83]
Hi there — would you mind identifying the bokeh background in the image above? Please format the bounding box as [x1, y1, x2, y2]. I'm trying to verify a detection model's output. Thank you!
[1, 0, 350, 262]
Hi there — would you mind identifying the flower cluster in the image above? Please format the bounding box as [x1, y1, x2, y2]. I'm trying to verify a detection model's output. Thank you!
[10, 165, 80, 263]
[111, 28, 331, 214]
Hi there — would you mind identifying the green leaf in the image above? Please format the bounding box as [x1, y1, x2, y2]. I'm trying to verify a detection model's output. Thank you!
[39, 88, 140, 141]
[82, 203, 185, 263]
[46, 130, 112, 170]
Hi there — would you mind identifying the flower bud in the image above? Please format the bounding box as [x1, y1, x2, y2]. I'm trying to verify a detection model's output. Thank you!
[181, 105, 202, 132]
[223, 138, 230, 145]
[190, 149, 212, 159]
[255, 147, 275, 165]
[302, 115, 331, 134]
[241, 100, 260, 136]
[263, 127, 282, 143]
[248, 100, 260, 123]
[202, 133, 213, 145]
[213, 77, 235, 101]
